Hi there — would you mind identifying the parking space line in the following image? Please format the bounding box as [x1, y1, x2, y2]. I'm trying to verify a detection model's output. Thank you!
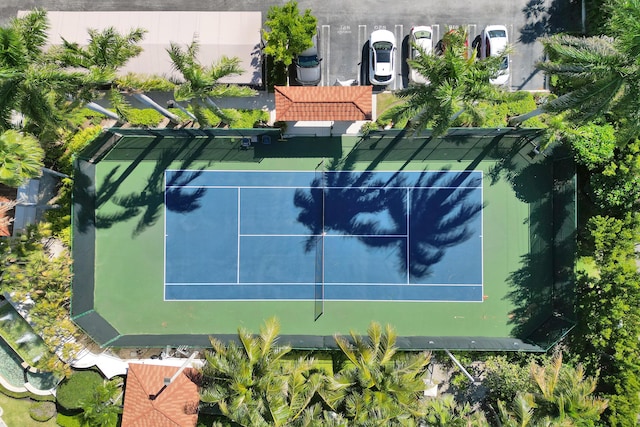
[321, 25, 330, 86]
[468, 24, 477, 58]
[359, 25, 367, 84]
[394, 24, 403, 90]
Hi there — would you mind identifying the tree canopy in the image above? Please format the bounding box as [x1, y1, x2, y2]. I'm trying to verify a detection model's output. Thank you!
[263, 1, 317, 66]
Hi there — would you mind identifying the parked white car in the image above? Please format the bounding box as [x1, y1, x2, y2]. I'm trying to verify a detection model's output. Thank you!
[295, 34, 321, 85]
[479, 25, 510, 86]
[369, 30, 397, 85]
[408, 26, 433, 85]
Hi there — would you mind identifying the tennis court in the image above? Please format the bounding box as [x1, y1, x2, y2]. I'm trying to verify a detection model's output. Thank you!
[72, 128, 576, 350]
[164, 170, 483, 302]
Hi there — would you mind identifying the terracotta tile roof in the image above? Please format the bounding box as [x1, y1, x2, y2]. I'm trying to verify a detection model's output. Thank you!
[275, 86, 372, 121]
[122, 363, 199, 427]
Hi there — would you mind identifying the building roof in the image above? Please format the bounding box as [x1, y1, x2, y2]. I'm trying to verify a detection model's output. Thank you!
[122, 363, 199, 427]
[18, 11, 262, 85]
[274, 86, 372, 121]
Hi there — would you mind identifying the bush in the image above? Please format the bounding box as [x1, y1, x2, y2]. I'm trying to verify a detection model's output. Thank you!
[56, 413, 83, 427]
[60, 126, 102, 174]
[115, 73, 175, 92]
[56, 370, 104, 411]
[482, 355, 534, 405]
[126, 108, 165, 127]
[229, 109, 270, 129]
[360, 121, 380, 137]
[29, 400, 56, 422]
[566, 123, 616, 169]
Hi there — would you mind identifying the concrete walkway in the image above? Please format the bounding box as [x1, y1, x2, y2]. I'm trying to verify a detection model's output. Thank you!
[70, 349, 203, 379]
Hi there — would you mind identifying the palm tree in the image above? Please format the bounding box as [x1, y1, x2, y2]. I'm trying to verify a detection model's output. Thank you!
[508, 35, 633, 131]
[78, 379, 122, 427]
[389, 26, 504, 136]
[323, 322, 431, 425]
[0, 130, 44, 187]
[422, 394, 487, 427]
[167, 39, 256, 126]
[0, 10, 87, 134]
[200, 317, 323, 426]
[529, 353, 607, 423]
[498, 353, 608, 426]
[52, 25, 182, 123]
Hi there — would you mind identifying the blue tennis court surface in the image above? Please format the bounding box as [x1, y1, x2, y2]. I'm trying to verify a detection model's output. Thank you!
[164, 170, 483, 302]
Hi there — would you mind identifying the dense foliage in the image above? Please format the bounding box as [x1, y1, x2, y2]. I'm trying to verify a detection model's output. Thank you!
[263, 1, 317, 67]
[56, 370, 104, 411]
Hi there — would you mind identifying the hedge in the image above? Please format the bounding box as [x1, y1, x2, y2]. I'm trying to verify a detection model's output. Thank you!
[56, 370, 104, 411]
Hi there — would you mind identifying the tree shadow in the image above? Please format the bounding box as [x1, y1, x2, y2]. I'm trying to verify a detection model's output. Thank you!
[520, 0, 583, 44]
[76, 135, 212, 236]
[294, 159, 483, 281]
[494, 147, 577, 346]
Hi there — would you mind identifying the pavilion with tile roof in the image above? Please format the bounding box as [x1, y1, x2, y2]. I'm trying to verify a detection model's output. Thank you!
[122, 363, 199, 427]
[274, 86, 373, 122]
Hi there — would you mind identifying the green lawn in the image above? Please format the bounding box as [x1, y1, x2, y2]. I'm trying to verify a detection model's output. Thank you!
[0, 394, 57, 427]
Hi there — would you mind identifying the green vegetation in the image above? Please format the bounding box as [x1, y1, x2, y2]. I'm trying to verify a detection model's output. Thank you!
[0, 130, 45, 187]
[126, 108, 165, 127]
[29, 400, 57, 422]
[167, 40, 256, 126]
[56, 370, 105, 411]
[198, 320, 608, 426]
[0, 393, 57, 426]
[263, 1, 317, 67]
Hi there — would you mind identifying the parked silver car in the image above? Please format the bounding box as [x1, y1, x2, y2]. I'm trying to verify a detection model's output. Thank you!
[295, 34, 321, 85]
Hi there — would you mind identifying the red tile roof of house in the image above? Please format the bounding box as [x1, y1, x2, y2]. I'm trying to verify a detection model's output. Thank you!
[122, 363, 199, 427]
[275, 86, 372, 121]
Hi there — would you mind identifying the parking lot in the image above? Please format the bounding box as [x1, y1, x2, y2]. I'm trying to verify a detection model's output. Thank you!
[1, 0, 582, 91]
[316, 22, 518, 90]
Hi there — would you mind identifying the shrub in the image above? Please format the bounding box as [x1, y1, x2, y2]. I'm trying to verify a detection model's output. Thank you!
[229, 109, 270, 129]
[29, 400, 57, 422]
[566, 123, 616, 170]
[126, 108, 165, 127]
[115, 73, 175, 92]
[56, 413, 83, 427]
[483, 355, 534, 405]
[60, 126, 102, 174]
[56, 370, 104, 411]
[360, 121, 380, 137]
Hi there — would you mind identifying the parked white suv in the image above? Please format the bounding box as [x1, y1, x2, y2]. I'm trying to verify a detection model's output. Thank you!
[369, 30, 397, 85]
[479, 25, 510, 86]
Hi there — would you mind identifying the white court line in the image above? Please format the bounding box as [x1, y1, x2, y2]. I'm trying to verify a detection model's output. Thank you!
[406, 188, 410, 284]
[321, 25, 330, 86]
[237, 187, 241, 283]
[239, 233, 409, 238]
[166, 282, 483, 287]
[167, 184, 483, 190]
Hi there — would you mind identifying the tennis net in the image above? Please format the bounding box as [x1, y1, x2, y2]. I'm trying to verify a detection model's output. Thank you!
[314, 160, 325, 320]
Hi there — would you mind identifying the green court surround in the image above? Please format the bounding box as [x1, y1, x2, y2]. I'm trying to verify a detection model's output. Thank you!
[72, 128, 576, 351]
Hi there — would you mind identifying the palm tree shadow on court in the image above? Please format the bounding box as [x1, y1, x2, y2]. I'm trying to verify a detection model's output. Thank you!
[294, 161, 484, 280]
[76, 136, 211, 236]
[490, 145, 577, 346]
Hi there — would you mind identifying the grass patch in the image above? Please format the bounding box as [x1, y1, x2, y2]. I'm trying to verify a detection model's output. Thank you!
[0, 393, 57, 426]
[376, 92, 405, 118]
